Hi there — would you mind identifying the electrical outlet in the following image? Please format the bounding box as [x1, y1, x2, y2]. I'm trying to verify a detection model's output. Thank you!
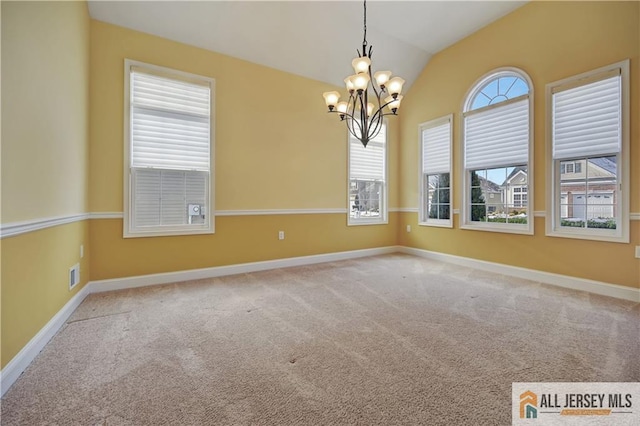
[80, 244, 84, 258]
[635, 246, 640, 259]
[278, 231, 285, 240]
[406, 225, 411, 232]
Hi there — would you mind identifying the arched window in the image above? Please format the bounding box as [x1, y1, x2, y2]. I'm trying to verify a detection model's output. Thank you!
[461, 68, 533, 234]
[466, 74, 529, 110]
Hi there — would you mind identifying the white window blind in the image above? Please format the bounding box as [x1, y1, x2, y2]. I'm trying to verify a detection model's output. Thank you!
[464, 98, 529, 169]
[349, 126, 386, 181]
[126, 62, 213, 236]
[131, 70, 210, 171]
[132, 169, 208, 228]
[552, 75, 621, 160]
[422, 121, 451, 174]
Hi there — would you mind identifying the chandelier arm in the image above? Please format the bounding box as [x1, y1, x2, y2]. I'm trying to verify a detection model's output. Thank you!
[346, 111, 365, 142]
[327, 110, 359, 121]
[345, 113, 357, 136]
[369, 88, 384, 117]
[367, 126, 384, 142]
[347, 95, 365, 137]
[368, 68, 383, 100]
[367, 112, 384, 141]
[353, 95, 365, 136]
[360, 93, 368, 143]
[378, 97, 399, 112]
[346, 124, 360, 142]
[368, 101, 387, 126]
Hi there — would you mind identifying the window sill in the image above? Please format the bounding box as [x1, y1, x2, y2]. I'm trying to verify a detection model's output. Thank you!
[348, 217, 388, 226]
[124, 227, 214, 238]
[546, 228, 628, 244]
[418, 220, 452, 228]
[460, 222, 533, 235]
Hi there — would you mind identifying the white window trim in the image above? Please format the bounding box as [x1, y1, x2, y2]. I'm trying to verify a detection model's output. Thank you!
[418, 114, 453, 228]
[545, 60, 629, 243]
[347, 125, 388, 226]
[460, 67, 534, 235]
[123, 59, 216, 238]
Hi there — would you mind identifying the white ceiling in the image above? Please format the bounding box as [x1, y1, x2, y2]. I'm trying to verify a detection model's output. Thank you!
[88, 1, 527, 90]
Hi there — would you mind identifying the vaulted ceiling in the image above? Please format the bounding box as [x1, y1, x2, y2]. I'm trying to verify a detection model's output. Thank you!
[88, 1, 527, 90]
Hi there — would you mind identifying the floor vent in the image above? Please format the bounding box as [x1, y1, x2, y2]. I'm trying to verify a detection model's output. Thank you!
[69, 264, 80, 290]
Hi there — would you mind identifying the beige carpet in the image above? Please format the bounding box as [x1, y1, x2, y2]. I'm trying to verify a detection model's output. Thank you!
[2, 254, 638, 425]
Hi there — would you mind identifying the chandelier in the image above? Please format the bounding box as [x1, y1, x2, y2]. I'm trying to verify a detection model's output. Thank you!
[322, 0, 405, 148]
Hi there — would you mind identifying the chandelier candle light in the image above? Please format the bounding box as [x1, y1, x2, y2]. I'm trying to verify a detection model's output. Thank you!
[322, 0, 405, 148]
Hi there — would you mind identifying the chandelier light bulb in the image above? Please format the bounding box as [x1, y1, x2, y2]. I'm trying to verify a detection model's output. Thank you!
[387, 77, 405, 97]
[344, 77, 356, 93]
[374, 71, 392, 87]
[337, 102, 348, 113]
[351, 56, 371, 74]
[385, 95, 403, 113]
[323, 91, 341, 109]
[353, 73, 370, 92]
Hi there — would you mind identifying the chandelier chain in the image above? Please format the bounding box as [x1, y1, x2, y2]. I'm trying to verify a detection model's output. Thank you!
[362, 0, 367, 47]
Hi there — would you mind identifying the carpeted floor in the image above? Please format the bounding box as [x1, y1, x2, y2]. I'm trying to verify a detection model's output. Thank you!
[2, 254, 638, 425]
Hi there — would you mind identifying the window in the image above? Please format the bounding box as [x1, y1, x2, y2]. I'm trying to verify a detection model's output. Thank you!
[348, 124, 387, 225]
[461, 68, 533, 233]
[124, 60, 214, 237]
[547, 60, 629, 242]
[419, 115, 452, 227]
[566, 163, 574, 174]
[561, 161, 583, 175]
[512, 186, 527, 207]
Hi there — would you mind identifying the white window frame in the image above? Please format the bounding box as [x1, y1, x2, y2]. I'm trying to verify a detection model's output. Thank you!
[123, 59, 215, 238]
[545, 60, 629, 243]
[460, 67, 534, 235]
[419, 114, 453, 228]
[347, 123, 388, 226]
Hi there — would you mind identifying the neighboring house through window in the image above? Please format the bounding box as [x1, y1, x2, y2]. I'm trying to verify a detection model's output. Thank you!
[124, 60, 215, 237]
[348, 124, 387, 225]
[419, 115, 452, 227]
[461, 68, 533, 233]
[546, 60, 629, 242]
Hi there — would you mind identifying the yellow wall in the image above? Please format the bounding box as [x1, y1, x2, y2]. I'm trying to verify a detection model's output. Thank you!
[399, 1, 639, 289]
[89, 21, 399, 280]
[91, 214, 397, 281]
[2, 1, 90, 222]
[1, 222, 90, 369]
[1, 1, 91, 368]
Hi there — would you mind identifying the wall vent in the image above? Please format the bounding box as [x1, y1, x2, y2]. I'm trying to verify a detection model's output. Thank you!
[69, 264, 80, 290]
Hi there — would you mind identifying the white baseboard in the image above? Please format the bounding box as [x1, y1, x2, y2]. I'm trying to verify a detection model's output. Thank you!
[0, 284, 92, 397]
[399, 246, 640, 303]
[89, 247, 399, 293]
